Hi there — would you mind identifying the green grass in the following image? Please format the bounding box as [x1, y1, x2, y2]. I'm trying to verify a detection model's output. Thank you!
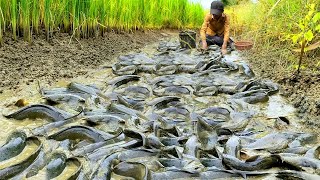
[32, 0, 40, 35]
[225, 0, 319, 71]
[0, 6, 3, 43]
[0, 0, 204, 42]
[21, 0, 31, 41]
[11, 0, 17, 40]
[225, 0, 319, 44]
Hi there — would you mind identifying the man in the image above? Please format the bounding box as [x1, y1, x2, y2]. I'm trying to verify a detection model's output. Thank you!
[200, 1, 231, 55]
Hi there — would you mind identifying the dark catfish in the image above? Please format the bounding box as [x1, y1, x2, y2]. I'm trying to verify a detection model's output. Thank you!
[112, 162, 148, 180]
[222, 154, 281, 171]
[148, 96, 180, 109]
[305, 146, 320, 159]
[91, 152, 120, 180]
[151, 168, 199, 180]
[196, 116, 218, 150]
[46, 153, 67, 179]
[243, 133, 294, 152]
[44, 93, 86, 104]
[0, 137, 42, 180]
[224, 136, 241, 158]
[279, 153, 320, 171]
[108, 75, 140, 88]
[48, 125, 109, 143]
[4, 104, 72, 121]
[277, 170, 320, 180]
[0, 131, 27, 162]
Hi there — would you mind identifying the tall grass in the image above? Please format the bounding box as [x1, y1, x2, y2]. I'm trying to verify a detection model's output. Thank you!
[225, 0, 319, 70]
[11, 0, 17, 40]
[21, 0, 30, 41]
[44, 0, 51, 40]
[0, 6, 3, 43]
[225, 0, 319, 45]
[185, 2, 204, 28]
[32, 0, 40, 35]
[0, 0, 204, 42]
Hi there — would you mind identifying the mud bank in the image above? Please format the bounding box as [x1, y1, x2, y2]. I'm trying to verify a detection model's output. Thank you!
[243, 50, 320, 123]
[0, 30, 163, 93]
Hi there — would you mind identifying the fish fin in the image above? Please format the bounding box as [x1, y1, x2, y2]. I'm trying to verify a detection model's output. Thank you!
[278, 116, 290, 125]
[116, 94, 129, 107]
[3, 113, 12, 118]
[216, 147, 224, 159]
[65, 107, 83, 120]
[245, 155, 259, 162]
[131, 102, 144, 111]
[238, 171, 248, 179]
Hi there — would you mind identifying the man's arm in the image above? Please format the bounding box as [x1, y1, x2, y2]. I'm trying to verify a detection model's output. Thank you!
[200, 14, 210, 49]
[222, 15, 230, 49]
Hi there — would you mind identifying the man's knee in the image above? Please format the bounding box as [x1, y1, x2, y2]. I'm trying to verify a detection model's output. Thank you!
[212, 36, 224, 46]
[206, 35, 223, 46]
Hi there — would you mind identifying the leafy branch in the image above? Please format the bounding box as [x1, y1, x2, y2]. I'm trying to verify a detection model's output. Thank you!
[286, 3, 320, 74]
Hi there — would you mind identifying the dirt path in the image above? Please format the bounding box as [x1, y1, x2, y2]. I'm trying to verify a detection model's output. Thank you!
[0, 30, 167, 93]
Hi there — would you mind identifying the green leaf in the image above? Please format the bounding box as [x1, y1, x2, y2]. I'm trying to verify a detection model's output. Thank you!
[285, 34, 291, 39]
[292, 64, 299, 70]
[307, 10, 314, 18]
[316, 24, 320, 32]
[304, 30, 314, 42]
[312, 12, 320, 23]
[298, 21, 304, 30]
[309, 3, 315, 11]
[291, 35, 299, 44]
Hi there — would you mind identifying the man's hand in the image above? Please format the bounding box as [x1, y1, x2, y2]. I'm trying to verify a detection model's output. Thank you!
[221, 43, 227, 55]
[202, 41, 208, 50]
[221, 48, 227, 55]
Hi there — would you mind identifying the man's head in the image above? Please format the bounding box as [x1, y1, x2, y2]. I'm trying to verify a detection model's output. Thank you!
[210, 1, 224, 17]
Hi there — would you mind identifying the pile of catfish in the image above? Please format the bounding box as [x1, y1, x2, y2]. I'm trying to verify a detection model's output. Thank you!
[1, 41, 319, 180]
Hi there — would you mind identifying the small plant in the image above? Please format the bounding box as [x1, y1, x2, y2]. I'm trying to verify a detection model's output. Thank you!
[286, 3, 320, 74]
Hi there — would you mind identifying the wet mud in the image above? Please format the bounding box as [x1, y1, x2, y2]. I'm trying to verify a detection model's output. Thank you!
[243, 49, 320, 123]
[0, 34, 319, 179]
[0, 31, 160, 92]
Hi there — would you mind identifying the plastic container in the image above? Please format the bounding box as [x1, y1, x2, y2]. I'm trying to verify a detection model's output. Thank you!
[234, 41, 253, 50]
[179, 30, 196, 49]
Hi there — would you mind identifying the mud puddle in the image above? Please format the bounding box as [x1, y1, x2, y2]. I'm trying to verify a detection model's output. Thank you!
[0, 36, 319, 179]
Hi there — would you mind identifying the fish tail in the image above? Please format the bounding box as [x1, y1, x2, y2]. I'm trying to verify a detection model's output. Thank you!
[65, 107, 84, 121]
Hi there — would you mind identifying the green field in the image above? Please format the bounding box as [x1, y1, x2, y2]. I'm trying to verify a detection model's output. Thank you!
[0, 0, 205, 42]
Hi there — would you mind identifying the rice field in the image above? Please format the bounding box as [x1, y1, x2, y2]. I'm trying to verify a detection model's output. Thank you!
[0, 0, 204, 42]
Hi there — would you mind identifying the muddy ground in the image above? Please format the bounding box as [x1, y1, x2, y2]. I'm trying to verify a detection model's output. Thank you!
[243, 49, 320, 125]
[0, 30, 319, 123]
[0, 30, 163, 92]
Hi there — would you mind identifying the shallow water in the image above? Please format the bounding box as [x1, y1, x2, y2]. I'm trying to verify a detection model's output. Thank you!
[55, 160, 80, 180]
[0, 140, 38, 169]
[0, 38, 318, 179]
